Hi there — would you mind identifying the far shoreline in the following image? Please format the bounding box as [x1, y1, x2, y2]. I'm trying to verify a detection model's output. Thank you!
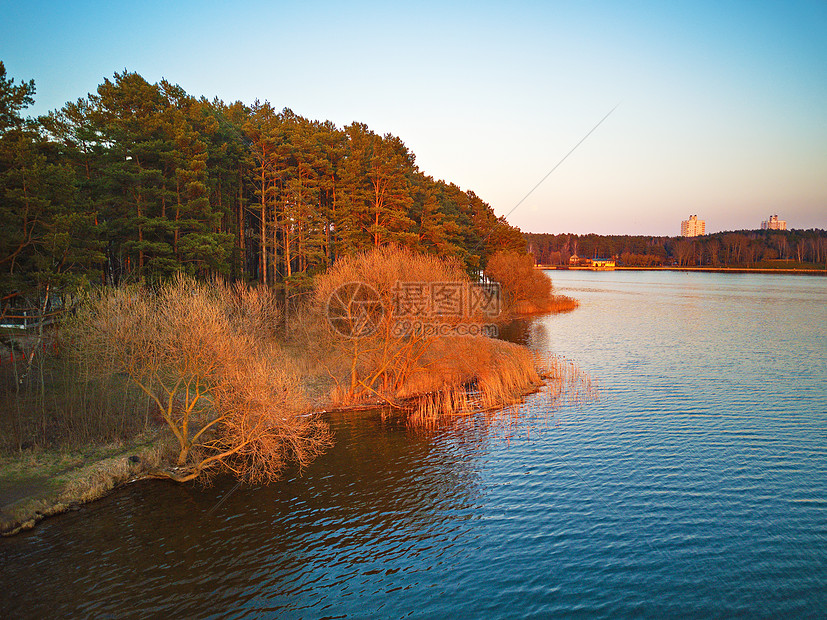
[537, 265, 827, 276]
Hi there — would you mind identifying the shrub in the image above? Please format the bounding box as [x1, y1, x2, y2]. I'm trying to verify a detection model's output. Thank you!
[312, 245, 546, 415]
[313, 245, 471, 405]
[485, 250, 578, 316]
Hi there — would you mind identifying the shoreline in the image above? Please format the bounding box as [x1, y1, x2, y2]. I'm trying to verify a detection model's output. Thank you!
[0, 434, 166, 537]
[0, 375, 551, 537]
[537, 265, 827, 275]
[0, 255, 577, 537]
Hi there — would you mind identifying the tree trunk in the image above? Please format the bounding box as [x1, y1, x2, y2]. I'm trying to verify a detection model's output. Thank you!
[260, 169, 267, 286]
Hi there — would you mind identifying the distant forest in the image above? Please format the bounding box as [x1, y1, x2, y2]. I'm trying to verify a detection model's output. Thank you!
[526, 229, 827, 268]
[0, 64, 525, 303]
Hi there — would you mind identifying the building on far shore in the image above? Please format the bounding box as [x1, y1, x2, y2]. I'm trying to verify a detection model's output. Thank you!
[761, 214, 786, 230]
[590, 258, 616, 270]
[680, 214, 705, 237]
[568, 255, 616, 270]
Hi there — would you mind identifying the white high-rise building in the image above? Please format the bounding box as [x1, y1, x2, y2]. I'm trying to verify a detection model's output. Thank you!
[681, 215, 705, 237]
[761, 214, 786, 230]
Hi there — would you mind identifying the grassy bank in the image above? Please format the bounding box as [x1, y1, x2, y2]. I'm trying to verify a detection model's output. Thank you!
[0, 432, 173, 536]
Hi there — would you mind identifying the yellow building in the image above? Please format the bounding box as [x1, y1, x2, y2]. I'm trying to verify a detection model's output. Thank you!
[681, 215, 705, 237]
[761, 214, 786, 230]
[590, 258, 616, 270]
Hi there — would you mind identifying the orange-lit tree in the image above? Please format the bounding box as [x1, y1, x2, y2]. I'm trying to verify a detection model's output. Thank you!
[485, 250, 577, 316]
[70, 274, 330, 483]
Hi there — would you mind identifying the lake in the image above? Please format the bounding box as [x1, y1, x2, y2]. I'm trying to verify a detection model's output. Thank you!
[2, 271, 826, 618]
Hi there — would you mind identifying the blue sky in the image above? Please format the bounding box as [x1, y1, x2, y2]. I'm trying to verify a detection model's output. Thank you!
[3, 0, 826, 235]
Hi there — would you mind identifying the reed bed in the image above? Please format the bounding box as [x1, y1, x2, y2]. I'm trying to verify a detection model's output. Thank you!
[406, 351, 598, 434]
[511, 295, 580, 315]
[405, 337, 541, 422]
[309, 246, 586, 424]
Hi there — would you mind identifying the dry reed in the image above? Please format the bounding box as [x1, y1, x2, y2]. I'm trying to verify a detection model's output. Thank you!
[309, 246, 581, 423]
[407, 352, 598, 436]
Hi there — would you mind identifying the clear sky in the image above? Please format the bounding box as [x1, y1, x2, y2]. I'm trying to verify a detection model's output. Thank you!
[3, 0, 826, 235]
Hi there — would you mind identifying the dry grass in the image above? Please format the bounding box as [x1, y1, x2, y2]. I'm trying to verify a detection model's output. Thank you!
[407, 352, 599, 434]
[537, 354, 599, 408]
[402, 336, 542, 416]
[512, 295, 579, 315]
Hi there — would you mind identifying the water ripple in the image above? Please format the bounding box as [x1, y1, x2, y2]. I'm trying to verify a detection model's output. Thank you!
[3, 272, 827, 617]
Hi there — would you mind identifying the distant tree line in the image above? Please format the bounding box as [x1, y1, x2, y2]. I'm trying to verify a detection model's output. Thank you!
[526, 229, 827, 268]
[0, 63, 525, 308]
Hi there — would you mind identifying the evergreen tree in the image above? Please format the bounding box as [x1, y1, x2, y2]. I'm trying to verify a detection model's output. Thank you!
[3, 64, 533, 292]
[0, 63, 102, 309]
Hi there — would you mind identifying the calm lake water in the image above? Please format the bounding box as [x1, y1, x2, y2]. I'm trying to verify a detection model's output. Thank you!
[2, 271, 826, 618]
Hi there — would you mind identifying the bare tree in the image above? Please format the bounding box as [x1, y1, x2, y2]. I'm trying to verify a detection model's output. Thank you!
[796, 239, 806, 263]
[70, 275, 330, 483]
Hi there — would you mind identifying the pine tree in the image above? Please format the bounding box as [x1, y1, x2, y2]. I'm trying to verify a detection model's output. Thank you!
[0, 63, 103, 307]
[243, 100, 280, 284]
